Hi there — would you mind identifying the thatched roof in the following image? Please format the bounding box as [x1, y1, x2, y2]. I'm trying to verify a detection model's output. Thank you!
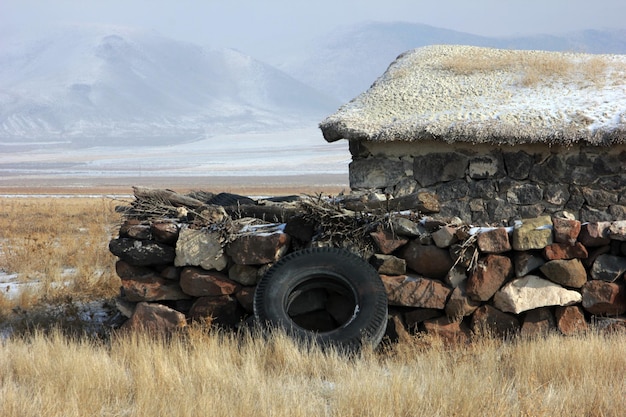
[319, 45, 626, 146]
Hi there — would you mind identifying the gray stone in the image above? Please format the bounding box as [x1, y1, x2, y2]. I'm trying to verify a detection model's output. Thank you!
[393, 177, 418, 197]
[390, 217, 425, 238]
[609, 221, 626, 241]
[228, 264, 259, 286]
[122, 302, 187, 334]
[578, 222, 612, 247]
[444, 265, 468, 288]
[503, 151, 533, 180]
[590, 254, 626, 281]
[174, 226, 228, 271]
[469, 180, 497, 199]
[226, 232, 291, 265]
[477, 227, 511, 254]
[109, 238, 176, 266]
[471, 305, 520, 337]
[493, 275, 582, 314]
[506, 183, 544, 205]
[432, 225, 458, 248]
[609, 205, 626, 220]
[349, 157, 409, 189]
[435, 180, 469, 201]
[544, 184, 570, 206]
[485, 198, 519, 226]
[581, 187, 618, 207]
[580, 206, 614, 222]
[581, 280, 626, 316]
[529, 154, 565, 185]
[468, 152, 505, 179]
[540, 259, 588, 288]
[413, 152, 469, 187]
[513, 251, 546, 277]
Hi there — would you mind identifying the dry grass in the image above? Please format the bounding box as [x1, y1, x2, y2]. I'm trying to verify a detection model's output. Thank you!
[0, 327, 624, 417]
[440, 49, 624, 87]
[0, 197, 124, 314]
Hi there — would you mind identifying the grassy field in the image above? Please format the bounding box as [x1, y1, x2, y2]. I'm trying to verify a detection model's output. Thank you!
[1, 195, 625, 416]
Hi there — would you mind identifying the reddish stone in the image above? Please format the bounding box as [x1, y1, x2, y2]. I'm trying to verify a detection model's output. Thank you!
[555, 305, 588, 335]
[370, 229, 409, 254]
[385, 313, 412, 343]
[581, 280, 626, 316]
[180, 267, 240, 297]
[400, 240, 454, 280]
[403, 309, 442, 331]
[552, 217, 581, 245]
[381, 274, 451, 309]
[151, 221, 180, 244]
[471, 305, 520, 337]
[543, 242, 588, 260]
[235, 286, 255, 313]
[521, 307, 556, 337]
[121, 302, 187, 335]
[445, 282, 481, 320]
[578, 222, 612, 247]
[370, 254, 406, 275]
[120, 275, 190, 302]
[226, 232, 291, 265]
[431, 225, 458, 248]
[466, 254, 513, 302]
[477, 228, 511, 254]
[423, 316, 471, 345]
[189, 295, 244, 327]
[115, 260, 154, 279]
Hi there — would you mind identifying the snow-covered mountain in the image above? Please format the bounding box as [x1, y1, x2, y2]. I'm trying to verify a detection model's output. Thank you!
[0, 25, 340, 146]
[277, 22, 626, 101]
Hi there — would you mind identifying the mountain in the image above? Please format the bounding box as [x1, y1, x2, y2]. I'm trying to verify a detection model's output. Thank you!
[0, 25, 340, 146]
[277, 22, 626, 101]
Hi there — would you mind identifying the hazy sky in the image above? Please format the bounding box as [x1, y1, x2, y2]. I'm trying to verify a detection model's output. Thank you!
[3, 0, 626, 57]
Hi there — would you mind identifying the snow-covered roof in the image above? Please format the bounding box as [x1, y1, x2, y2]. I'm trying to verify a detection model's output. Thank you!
[319, 45, 626, 146]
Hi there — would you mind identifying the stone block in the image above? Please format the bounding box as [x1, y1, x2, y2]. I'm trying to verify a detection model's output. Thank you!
[539, 259, 587, 288]
[445, 281, 481, 320]
[235, 286, 255, 313]
[468, 153, 505, 180]
[404, 309, 442, 331]
[150, 221, 179, 244]
[503, 151, 533, 180]
[413, 152, 469, 187]
[400, 240, 454, 280]
[506, 183, 544, 205]
[555, 305, 588, 335]
[477, 227, 511, 254]
[609, 221, 626, 241]
[226, 232, 291, 265]
[180, 267, 240, 297]
[381, 274, 451, 309]
[511, 216, 553, 251]
[120, 275, 190, 302]
[521, 307, 556, 337]
[350, 157, 409, 189]
[513, 251, 545, 277]
[432, 225, 458, 248]
[370, 254, 406, 275]
[370, 229, 409, 254]
[543, 242, 588, 260]
[578, 222, 612, 247]
[109, 238, 176, 266]
[466, 254, 513, 302]
[228, 264, 259, 286]
[121, 302, 187, 335]
[174, 226, 228, 271]
[552, 217, 581, 245]
[581, 280, 626, 316]
[189, 295, 244, 327]
[471, 305, 520, 337]
[423, 316, 472, 345]
[493, 275, 582, 314]
[590, 254, 626, 282]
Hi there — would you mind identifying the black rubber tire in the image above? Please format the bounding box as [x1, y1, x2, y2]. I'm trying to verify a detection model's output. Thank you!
[254, 247, 388, 352]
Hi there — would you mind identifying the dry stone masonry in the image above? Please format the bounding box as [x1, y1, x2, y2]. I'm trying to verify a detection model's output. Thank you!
[108, 188, 626, 341]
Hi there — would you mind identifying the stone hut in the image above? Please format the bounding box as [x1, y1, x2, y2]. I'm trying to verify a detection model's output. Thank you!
[319, 45, 626, 225]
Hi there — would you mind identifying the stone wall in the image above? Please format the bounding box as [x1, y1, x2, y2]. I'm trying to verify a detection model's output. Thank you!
[108, 192, 626, 343]
[348, 140, 626, 226]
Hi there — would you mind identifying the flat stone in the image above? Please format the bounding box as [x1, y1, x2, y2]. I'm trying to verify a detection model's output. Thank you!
[109, 238, 176, 266]
[540, 259, 588, 288]
[543, 242, 588, 260]
[174, 226, 228, 271]
[555, 305, 588, 335]
[226, 232, 291, 265]
[180, 267, 240, 297]
[590, 254, 626, 281]
[477, 227, 511, 254]
[350, 157, 409, 189]
[120, 275, 190, 302]
[493, 275, 582, 314]
[400, 240, 454, 280]
[413, 152, 469, 187]
[466, 254, 513, 301]
[582, 280, 626, 315]
[381, 274, 451, 309]
[512, 216, 553, 251]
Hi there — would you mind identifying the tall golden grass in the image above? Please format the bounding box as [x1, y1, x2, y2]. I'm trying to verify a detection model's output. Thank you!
[1, 195, 625, 416]
[0, 197, 123, 315]
[1, 327, 625, 417]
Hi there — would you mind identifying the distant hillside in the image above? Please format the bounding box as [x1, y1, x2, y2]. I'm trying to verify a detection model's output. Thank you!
[0, 25, 340, 146]
[277, 22, 626, 101]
